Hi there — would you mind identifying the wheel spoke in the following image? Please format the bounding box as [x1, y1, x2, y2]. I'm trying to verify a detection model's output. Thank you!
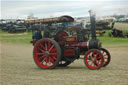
[37, 53, 44, 55]
[48, 57, 51, 63]
[90, 56, 94, 61]
[87, 59, 92, 62]
[50, 53, 57, 56]
[88, 55, 96, 66]
[90, 62, 94, 66]
[50, 48, 57, 53]
[46, 57, 49, 63]
[39, 55, 45, 60]
[92, 53, 95, 58]
[48, 41, 51, 49]
[38, 48, 43, 52]
[95, 52, 99, 56]
[40, 57, 47, 64]
[49, 56, 54, 62]
[40, 44, 45, 50]
[49, 57, 56, 65]
[48, 45, 55, 52]
[94, 56, 98, 66]
[97, 56, 101, 60]
[45, 43, 48, 51]
[52, 56, 57, 60]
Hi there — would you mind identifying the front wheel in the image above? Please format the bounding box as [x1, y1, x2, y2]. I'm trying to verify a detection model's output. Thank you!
[33, 38, 61, 69]
[84, 49, 104, 70]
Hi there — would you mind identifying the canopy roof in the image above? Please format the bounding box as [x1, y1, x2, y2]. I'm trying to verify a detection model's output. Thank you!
[24, 15, 74, 24]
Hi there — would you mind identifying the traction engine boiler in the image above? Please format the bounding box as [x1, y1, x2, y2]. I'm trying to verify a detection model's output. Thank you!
[24, 10, 111, 70]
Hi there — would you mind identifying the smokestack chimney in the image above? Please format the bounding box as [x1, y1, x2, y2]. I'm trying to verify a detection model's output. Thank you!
[89, 10, 96, 39]
[88, 10, 102, 49]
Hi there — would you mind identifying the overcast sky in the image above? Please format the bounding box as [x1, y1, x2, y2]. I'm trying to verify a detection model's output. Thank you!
[1, 0, 128, 19]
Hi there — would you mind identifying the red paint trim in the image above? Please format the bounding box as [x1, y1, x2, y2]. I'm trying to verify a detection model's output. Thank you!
[64, 49, 75, 56]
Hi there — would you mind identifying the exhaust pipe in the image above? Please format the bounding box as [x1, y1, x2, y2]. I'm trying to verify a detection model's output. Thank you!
[89, 10, 96, 39]
[88, 10, 102, 49]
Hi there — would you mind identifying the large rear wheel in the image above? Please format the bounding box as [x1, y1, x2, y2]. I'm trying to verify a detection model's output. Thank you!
[33, 38, 61, 69]
[84, 49, 104, 70]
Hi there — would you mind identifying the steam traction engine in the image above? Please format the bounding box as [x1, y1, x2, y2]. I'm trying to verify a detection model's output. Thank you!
[25, 11, 111, 70]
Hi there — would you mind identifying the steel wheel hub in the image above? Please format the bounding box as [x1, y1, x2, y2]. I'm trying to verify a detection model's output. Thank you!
[44, 51, 50, 57]
[92, 57, 95, 62]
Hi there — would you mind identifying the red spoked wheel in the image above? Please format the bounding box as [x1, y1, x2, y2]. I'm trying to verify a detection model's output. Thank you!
[55, 31, 68, 45]
[100, 48, 111, 67]
[84, 49, 104, 70]
[33, 38, 61, 69]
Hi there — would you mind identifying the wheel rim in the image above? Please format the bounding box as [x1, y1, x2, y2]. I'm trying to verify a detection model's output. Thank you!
[34, 40, 58, 69]
[85, 50, 103, 69]
[100, 48, 111, 67]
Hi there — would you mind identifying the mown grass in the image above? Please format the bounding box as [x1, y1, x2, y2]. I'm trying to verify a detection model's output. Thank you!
[98, 30, 128, 43]
[97, 30, 128, 48]
[0, 29, 8, 33]
[0, 30, 32, 44]
[116, 22, 128, 24]
[0, 29, 128, 46]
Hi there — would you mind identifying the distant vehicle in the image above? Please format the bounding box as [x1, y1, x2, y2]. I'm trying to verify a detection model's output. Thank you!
[108, 22, 128, 38]
[96, 21, 112, 30]
[1, 23, 11, 31]
[0, 20, 8, 30]
[86, 21, 113, 30]
[109, 28, 128, 38]
[96, 30, 106, 36]
[8, 25, 26, 33]
[1, 20, 27, 33]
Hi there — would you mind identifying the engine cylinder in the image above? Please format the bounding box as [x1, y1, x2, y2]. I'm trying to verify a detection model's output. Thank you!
[88, 39, 102, 49]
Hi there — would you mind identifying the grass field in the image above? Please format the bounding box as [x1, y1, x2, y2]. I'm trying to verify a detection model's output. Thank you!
[0, 23, 128, 85]
[0, 23, 128, 46]
[116, 22, 128, 24]
[0, 30, 32, 44]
